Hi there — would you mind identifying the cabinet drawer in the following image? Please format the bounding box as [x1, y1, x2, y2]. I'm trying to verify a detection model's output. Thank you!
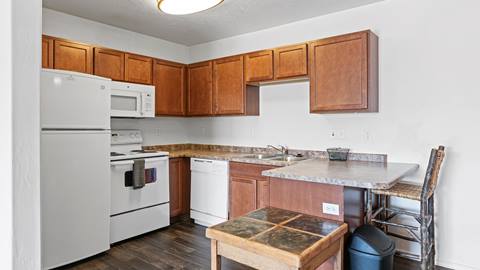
[229, 162, 277, 179]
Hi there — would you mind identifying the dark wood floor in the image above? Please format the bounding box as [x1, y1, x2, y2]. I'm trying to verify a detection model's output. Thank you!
[59, 221, 449, 270]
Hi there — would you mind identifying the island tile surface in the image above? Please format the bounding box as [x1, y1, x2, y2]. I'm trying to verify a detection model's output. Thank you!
[210, 217, 274, 239]
[262, 158, 419, 189]
[251, 227, 322, 255]
[206, 207, 348, 261]
[245, 207, 301, 224]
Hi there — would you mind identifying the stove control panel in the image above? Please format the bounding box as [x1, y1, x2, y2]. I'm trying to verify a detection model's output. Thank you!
[111, 130, 143, 145]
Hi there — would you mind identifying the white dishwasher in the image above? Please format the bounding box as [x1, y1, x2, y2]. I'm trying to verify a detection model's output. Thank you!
[190, 158, 229, 226]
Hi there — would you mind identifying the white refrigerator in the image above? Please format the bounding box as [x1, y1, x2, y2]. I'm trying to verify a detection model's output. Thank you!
[41, 69, 111, 269]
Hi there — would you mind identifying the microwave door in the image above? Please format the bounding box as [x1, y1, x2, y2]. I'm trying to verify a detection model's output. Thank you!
[111, 90, 141, 118]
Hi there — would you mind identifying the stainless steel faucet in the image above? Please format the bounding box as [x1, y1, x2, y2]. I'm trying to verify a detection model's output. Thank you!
[267, 145, 289, 155]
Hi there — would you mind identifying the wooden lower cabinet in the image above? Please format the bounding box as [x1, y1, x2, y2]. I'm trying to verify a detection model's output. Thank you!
[229, 177, 257, 219]
[169, 158, 190, 218]
[229, 162, 276, 219]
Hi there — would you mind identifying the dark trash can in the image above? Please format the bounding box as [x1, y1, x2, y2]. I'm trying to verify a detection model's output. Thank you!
[348, 225, 396, 270]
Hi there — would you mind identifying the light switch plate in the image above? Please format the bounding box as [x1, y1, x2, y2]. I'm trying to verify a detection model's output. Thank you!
[322, 203, 340, 216]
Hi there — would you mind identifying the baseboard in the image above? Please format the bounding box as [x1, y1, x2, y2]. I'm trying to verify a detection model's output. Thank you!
[437, 260, 479, 270]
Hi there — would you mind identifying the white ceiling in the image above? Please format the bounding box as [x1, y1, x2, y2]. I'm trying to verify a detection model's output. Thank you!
[43, 0, 382, 46]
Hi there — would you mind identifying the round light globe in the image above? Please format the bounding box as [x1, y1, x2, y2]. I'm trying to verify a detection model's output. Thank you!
[158, 0, 224, 15]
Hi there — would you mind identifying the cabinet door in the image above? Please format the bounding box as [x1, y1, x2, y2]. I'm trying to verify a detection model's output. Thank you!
[309, 31, 378, 112]
[154, 59, 186, 116]
[256, 180, 270, 209]
[229, 177, 257, 219]
[274, 44, 308, 80]
[125, 53, 153, 85]
[42, 36, 54, 69]
[54, 39, 93, 74]
[169, 158, 190, 218]
[244, 50, 273, 82]
[213, 56, 245, 115]
[187, 61, 213, 116]
[94, 48, 124, 81]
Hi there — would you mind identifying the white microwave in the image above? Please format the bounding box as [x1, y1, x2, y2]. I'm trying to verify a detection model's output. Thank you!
[110, 81, 155, 118]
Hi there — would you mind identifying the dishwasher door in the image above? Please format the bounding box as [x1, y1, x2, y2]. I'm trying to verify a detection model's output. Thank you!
[190, 158, 229, 225]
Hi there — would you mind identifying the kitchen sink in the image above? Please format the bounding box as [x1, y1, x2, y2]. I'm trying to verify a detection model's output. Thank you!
[268, 155, 307, 162]
[242, 153, 279, 159]
[242, 153, 306, 162]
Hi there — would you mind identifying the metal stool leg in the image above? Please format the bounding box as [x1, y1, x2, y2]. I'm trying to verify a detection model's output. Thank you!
[366, 189, 373, 224]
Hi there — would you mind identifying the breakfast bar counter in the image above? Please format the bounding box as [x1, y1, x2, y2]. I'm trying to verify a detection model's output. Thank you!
[261, 158, 419, 189]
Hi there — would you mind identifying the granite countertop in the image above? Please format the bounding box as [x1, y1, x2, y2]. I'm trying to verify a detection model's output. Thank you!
[166, 149, 300, 166]
[262, 158, 419, 189]
[145, 143, 387, 167]
[145, 144, 417, 189]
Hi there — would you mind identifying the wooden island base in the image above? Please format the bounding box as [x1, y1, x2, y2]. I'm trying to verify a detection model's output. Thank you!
[206, 207, 348, 270]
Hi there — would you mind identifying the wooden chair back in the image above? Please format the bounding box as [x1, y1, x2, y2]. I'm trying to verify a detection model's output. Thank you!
[421, 146, 445, 199]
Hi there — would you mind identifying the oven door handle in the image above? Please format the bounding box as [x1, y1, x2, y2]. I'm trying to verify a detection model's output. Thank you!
[110, 156, 169, 167]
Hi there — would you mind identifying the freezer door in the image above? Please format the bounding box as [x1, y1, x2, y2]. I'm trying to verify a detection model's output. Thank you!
[41, 69, 111, 129]
[41, 130, 110, 269]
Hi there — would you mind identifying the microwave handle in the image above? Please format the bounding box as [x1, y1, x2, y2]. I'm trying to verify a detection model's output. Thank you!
[140, 93, 145, 116]
[141, 92, 150, 116]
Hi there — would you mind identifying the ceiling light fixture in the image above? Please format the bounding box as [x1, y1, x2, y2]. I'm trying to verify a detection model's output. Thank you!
[157, 0, 224, 15]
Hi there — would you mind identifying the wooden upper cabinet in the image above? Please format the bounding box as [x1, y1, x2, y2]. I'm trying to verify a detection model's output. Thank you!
[54, 39, 93, 74]
[94, 48, 125, 81]
[213, 56, 246, 115]
[244, 50, 274, 82]
[309, 30, 378, 113]
[187, 61, 213, 116]
[274, 43, 308, 80]
[42, 36, 54, 69]
[125, 53, 153, 85]
[153, 59, 186, 116]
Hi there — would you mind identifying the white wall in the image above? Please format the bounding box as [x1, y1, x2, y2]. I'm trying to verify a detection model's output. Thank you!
[42, 8, 189, 63]
[188, 0, 480, 269]
[1, 0, 13, 269]
[12, 0, 42, 269]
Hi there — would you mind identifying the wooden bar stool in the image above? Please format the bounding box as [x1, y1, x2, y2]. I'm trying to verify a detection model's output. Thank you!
[367, 146, 445, 270]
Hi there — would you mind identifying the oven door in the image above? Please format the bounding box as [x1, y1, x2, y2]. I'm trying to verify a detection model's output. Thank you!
[110, 156, 169, 216]
[110, 89, 142, 118]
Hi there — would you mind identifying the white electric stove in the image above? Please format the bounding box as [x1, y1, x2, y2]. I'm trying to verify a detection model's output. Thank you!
[109, 130, 170, 243]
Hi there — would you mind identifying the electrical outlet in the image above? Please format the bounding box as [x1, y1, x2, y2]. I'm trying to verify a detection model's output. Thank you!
[362, 130, 371, 141]
[329, 130, 345, 140]
[322, 203, 340, 216]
